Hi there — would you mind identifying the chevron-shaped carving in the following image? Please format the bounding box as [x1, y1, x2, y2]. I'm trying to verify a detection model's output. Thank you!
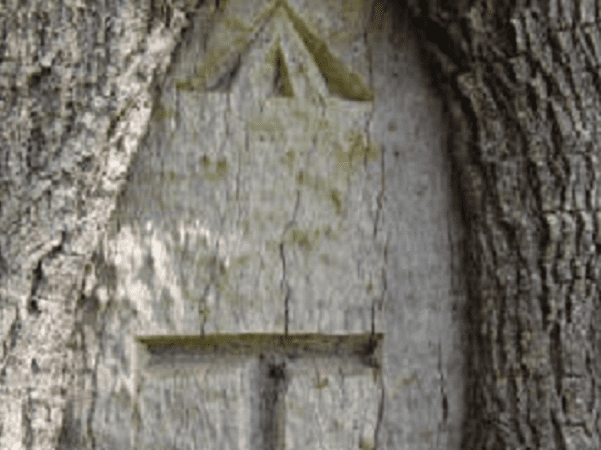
[177, 0, 373, 102]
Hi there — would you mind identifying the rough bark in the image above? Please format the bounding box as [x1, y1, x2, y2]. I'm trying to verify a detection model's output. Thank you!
[0, 0, 199, 447]
[408, 0, 601, 448]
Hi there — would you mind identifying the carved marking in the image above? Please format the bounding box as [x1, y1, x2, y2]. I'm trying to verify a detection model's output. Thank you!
[133, 333, 383, 449]
[177, 0, 373, 101]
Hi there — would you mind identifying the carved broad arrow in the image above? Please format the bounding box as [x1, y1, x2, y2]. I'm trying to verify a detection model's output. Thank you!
[179, 0, 374, 104]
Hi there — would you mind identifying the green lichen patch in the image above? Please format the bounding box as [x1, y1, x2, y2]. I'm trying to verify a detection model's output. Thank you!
[329, 188, 344, 215]
[295, 170, 327, 192]
[248, 113, 286, 141]
[273, 43, 295, 97]
[279, 149, 296, 172]
[359, 437, 374, 450]
[216, 158, 229, 175]
[199, 303, 211, 318]
[335, 130, 381, 177]
[323, 223, 341, 241]
[151, 102, 175, 122]
[229, 253, 252, 271]
[203, 157, 229, 182]
[314, 376, 329, 389]
[316, 117, 330, 131]
[285, 227, 322, 255]
[295, 170, 348, 215]
[65, 333, 78, 351]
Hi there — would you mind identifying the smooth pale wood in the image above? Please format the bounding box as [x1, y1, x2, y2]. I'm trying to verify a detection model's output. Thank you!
[59, 1, 466, 449]
[133, 333, 383, 449]
[134, 359, 255, 450]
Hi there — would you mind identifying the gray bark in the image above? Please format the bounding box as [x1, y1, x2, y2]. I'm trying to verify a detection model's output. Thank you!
[0, 0, 195, 447]
[407, 0, 601, 448]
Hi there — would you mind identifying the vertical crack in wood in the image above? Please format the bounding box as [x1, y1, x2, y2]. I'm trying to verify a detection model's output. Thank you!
[280, 190, 300, 335]
[373, 121, 385, 239]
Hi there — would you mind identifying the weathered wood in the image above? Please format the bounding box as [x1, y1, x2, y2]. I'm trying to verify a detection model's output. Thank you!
[1, 0, 469, 449]
[133, 333, 383, 449]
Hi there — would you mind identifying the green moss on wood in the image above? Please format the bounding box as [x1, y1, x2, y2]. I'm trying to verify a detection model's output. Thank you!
[203, 157, 229, 181]
[329, 189, 344, 215]
[285, 227, 322, 255]
[359, 437, 374, 450]
[280, 149, 296, 171]
[314, 377, 329, 389]
[335, 130, 381, 176]
[152, 102, 175, 121]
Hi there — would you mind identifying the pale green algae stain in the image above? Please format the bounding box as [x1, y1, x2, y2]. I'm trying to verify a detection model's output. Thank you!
[328, 188, 344, 215]
[248, 114, 287, 141]
[334, 129, 381, 177]
[314, 376, 329, 389]
[279, 150, 296, 172]
[293, 169, 346, 216]
[359, 437, 375, 450]
[195, 156, 229, 182]
[281, 226, 323, 258]
[151, 101, 175, 121]
[277, 123, 381, 217]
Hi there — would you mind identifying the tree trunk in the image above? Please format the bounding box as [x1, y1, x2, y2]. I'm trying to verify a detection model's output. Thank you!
[408, 0, 601, 448]
[0, 0, 194, 447]
[1, 0, 597, 449]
